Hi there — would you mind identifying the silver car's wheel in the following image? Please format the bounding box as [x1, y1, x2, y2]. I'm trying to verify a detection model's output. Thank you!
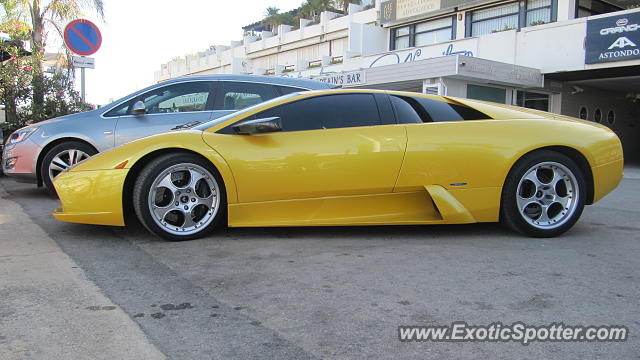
[148, 163, 220, 236]
[516, 162, 579, 230]
[40, 141, 98, 197]
[48, 149, 91, 181]
[501, 150, 586, 238]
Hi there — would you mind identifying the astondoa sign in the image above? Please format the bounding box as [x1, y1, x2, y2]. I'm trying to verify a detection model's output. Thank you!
[585, 12, 640, 64]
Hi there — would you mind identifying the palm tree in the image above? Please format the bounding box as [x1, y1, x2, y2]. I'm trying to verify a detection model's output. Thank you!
[264, 6, 280, 32]
[335, 0, 361, 15]
[27, 0, 104, 117]
[300, 0, 333, 22]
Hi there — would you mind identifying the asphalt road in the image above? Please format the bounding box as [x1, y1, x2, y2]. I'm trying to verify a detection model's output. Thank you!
[1, 175, 639, 359]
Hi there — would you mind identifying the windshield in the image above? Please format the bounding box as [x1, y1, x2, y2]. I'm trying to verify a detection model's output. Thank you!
[193, 93, 300, 132]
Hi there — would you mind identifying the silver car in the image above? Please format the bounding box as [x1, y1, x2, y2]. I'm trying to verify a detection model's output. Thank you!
[2, 74, 336, 193]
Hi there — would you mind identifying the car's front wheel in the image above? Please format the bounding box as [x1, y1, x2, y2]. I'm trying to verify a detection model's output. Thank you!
[133, 153, 226, 241]
[501, 150, 586, 237]
[41, 141, 97, 196]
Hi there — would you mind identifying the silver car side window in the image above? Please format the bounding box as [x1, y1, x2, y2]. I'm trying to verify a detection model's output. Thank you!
[140, 82, 211, 115]
[214, 82, 278, 111]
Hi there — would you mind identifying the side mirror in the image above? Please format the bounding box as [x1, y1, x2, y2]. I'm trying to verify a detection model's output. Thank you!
[232, 117, 282, 135]
[132, 101, 146, 116]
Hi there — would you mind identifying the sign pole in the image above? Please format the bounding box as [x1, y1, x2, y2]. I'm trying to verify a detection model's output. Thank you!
[63, 19, 102, 103]
[81, 65, 86, 101]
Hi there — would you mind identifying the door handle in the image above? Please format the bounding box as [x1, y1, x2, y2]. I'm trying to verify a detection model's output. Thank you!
[103, 130, 113, 135]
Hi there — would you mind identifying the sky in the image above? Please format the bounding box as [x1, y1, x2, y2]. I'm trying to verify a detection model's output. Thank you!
[52, 0, 304, 105]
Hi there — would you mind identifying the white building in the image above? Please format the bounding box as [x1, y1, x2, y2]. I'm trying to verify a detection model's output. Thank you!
[155, 0, 640, 160]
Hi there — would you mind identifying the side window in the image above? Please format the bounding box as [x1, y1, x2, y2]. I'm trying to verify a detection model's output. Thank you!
[414, 97, 491, 121]
[390, 96, 431, 123]
[216, 82, 278, 110]
[276, 85, 304, 96]
[138, 82, 212, 114]
[104, 100, 132, 117]
[253, 94, 381, 132]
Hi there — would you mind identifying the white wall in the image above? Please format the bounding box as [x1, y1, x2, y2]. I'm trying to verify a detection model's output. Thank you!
[155, 7, 640, 83]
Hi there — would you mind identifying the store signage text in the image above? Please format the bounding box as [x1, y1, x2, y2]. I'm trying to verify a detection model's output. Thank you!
[462, 63, 541, 84]
[382, 0, 441, 22]
[368, 42, 475, 68]
[381, 0, 470, 23]
[314, 70, 366, 86]
[585, 12, 640, 64]
[397, 0, 440, 20]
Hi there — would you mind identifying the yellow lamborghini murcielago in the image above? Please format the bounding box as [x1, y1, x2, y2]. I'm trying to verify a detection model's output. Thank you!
[52, 89, 623, 240]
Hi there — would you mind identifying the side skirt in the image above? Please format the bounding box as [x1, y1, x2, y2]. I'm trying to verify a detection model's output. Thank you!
[228, 186, 498, 227]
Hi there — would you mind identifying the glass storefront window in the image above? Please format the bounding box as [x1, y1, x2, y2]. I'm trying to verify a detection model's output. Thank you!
[576, 0, 623, 18]
[526, 0, 552, 25]
[391, 17, 454, 50]
[467, 84, 507, 103]
[468, 0, 557, 37]
[516, 91, 550, 111]
[393, 26, 411, 50]
[470, 2, 519, 36]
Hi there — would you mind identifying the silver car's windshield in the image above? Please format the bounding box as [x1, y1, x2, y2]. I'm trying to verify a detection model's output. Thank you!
[193, 93, 300, 132]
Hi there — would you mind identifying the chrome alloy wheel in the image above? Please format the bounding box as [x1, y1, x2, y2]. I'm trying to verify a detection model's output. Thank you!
[48, 149, 91, 180]
[516, 161, 579, 230]
[148, 163, 220, 236]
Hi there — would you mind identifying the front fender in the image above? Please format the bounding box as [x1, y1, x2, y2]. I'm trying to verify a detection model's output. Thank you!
[69, 130, 238, 204]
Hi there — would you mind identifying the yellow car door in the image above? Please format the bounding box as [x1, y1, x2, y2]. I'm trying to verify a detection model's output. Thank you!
[205, 93, 406, 204]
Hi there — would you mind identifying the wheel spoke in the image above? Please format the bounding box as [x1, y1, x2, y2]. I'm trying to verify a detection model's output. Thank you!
[550, 167, 565, 190]
[182, 212, 197, 228]
[556, 195, 571, 209]
[49, 163, 66, 173]
[193, 196, 213, 212]
[70, 150, 78, 165]
[522, 170, 543, 188]
[157, 174, 178, 193]
[52, 156, 70, 169]
[188, 168, 207, 188]
[536, 205, 551, 223]
[516, 195, 536, 212]
[153, 205, 173, 222]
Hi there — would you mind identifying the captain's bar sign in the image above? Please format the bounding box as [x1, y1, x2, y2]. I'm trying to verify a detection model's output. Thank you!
[314, 71, 366, 86]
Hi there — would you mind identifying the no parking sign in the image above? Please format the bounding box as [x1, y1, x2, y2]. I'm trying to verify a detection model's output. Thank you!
[64, 19, 102, 56]
[63, 19, 101, 100]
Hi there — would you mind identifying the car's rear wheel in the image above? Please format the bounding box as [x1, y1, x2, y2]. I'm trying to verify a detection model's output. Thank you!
[501, 150, 586, 237]
[133, 153, 226, 241]
[41, 141, 96, 196]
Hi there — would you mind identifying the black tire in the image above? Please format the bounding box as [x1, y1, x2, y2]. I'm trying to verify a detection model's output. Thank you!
[500, 150, 586, 238]
[41, 141, 97, 196]
[132, 153, 226, 241]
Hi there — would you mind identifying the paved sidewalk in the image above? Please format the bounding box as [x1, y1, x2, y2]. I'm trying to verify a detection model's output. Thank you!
[0, 183, 165, 360]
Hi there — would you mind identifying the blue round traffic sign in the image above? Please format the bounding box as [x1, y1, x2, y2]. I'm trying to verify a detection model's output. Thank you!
[64, 19, 102, 56]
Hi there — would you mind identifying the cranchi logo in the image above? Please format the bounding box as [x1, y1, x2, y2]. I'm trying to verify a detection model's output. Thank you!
[600, 19, 638, 35]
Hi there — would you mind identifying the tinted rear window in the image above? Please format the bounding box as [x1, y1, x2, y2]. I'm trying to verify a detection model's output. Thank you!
[391, 96, 430, 124]
[414, 97, 491, 122]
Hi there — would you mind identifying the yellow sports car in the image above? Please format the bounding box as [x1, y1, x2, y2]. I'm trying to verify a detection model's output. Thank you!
[52, 89, 623, 241]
